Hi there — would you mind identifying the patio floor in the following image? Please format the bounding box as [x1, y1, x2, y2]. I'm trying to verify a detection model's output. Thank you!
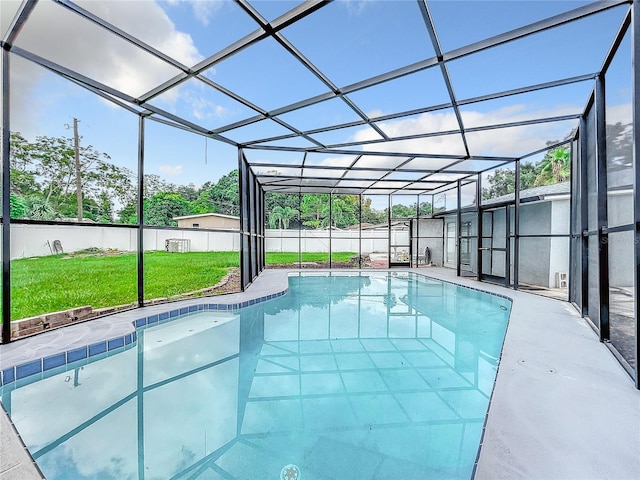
[1, 268, 638, 480]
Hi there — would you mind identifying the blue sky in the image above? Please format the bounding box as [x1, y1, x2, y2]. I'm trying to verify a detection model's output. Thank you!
[3, 0, 632, 192]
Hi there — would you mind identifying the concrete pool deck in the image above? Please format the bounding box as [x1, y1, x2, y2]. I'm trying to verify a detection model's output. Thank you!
[1, 268, 638, 479]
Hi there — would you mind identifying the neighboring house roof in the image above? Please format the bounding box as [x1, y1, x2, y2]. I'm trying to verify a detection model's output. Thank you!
[173, 212, 239, 221]
[483, 181, 570, 206]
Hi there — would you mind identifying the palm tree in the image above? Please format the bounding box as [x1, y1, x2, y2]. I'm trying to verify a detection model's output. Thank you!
[535, 147, 570, 186]
[268, 206, 284, 229]
[281, 206, 299, 229]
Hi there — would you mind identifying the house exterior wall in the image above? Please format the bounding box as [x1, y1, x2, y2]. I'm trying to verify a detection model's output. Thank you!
[176, 215, 240, 229]
[518, 201, 552, 287]
[607, 191, 635, 287]
[416, 218, 444, 266]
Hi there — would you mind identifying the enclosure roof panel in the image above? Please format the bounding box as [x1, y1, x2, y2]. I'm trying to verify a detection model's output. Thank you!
[5, 0, 631, 193]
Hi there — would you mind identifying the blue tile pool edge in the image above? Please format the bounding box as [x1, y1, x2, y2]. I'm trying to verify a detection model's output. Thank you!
[1, 287, 289, 387]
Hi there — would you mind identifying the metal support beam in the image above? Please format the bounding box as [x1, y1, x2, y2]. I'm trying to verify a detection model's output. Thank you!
[387, 194, 392, 268]
[476, 174, 483, 282]
[1, 46, 11, 343]
[443, 0, 629, 62]
[504, 203, 511, 288]
[631, 0, 640, 388]
[359, 194, 363, 268]
[579, 116, 590, 317]
[297, 192, 302, 268]
[2, 0, 38, 46]
[418, 0, 470, 157]
[136, 115, 145, 306]
[514, 160, 520, 290]
[329, 193, 333, 268]
[238, 148, 246, 290]
[595, 74, 610, 341]
[456, 181, 462, 277]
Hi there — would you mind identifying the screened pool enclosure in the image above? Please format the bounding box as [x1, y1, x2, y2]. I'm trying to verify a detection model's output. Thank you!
[1, 0, 638, 387]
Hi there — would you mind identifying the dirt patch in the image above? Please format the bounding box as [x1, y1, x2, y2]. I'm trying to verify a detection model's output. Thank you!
[266, 261, 359, 269]
[62, 248, 131, 259]
[210, 267, 241, 294]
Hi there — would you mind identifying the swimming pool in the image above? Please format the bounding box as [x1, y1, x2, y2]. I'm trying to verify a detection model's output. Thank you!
[1, 272, 511, 480]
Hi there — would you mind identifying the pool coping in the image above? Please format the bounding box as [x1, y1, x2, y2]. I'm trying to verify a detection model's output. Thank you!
[1, 268, 638, 480]
[0, 269, 289, 385]
[1, 291, 289, 387]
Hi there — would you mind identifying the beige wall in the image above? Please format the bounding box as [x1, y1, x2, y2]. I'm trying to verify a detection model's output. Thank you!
[176, 215, 239, 229]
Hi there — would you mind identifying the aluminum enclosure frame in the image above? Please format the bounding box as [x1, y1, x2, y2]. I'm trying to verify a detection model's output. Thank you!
[0, 0, 637, 386]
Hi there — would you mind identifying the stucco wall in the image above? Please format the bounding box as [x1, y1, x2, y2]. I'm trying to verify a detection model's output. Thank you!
[176, 215, 240, 229]
[518, 201, 552, 287]
[10, 224, 240, 260]
[416, 218, 444, 266]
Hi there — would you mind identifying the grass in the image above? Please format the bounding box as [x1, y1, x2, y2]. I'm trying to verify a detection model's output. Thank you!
[266, 252, 356, 264]
[7, 250, 356, 322]
[9, 251, 239, 321]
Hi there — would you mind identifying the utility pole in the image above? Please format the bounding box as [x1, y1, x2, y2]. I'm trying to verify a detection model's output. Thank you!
[73, 117, 83, 221]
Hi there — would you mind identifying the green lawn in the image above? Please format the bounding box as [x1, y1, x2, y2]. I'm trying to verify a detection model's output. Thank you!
[9, 251, 239, 321]
[7, 250, 356, 322]
[266, 252, 355, 264]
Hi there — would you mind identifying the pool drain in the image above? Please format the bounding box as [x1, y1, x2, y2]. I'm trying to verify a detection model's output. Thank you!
[280, 464, 301, 480]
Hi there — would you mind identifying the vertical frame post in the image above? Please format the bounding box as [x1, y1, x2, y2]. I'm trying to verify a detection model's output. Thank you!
[514, 160, 520, 290]
[595, 74, 610, 342]
[456, 181, 462, 277]
[359, 194, 363, 268]
[136, 115, 145, 307]
[1, 47, 11, 343]
[579, 116, 590, 317]
[387, 194, 392, 268]
[329, 192, 333, 269]
[238, 148, 246, 291]
[631, 0, 640, 387]
[504, 204, 511, 288]
[476, 174, 483, 281]
[298, 192, 302, 269]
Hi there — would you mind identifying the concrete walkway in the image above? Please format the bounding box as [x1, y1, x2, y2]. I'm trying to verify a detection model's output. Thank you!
[1, 268, 638, 480]
[419, 268, 640, 480]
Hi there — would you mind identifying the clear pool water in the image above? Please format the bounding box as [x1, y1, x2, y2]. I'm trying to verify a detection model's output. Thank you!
[1, 272, 511, 480]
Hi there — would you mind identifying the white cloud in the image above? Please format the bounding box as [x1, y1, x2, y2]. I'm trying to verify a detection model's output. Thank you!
[186, 90, 229, 120]
[352, 105, 581, 158]
[340, 0, 372, 16]
[605, 103, 632, 125]
[166, 0, 224, 26]
[14, 1, 202, 96]
[9, 0, 210, 132]
[159, 165, 184, 176]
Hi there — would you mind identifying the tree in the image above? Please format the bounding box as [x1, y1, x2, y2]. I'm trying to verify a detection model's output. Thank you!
[269, 205, 284, 229]
[281, 206, 299, 229]
[23, 197, 57, 220]
[419, 201, 432, 216]
[207, 170, 239, 216]
[534, 146, 570, 186]
[301, 194, 330, 228]
[360, 197, 386, 224]
[10, 193, 26, 218]
[390, 203, 417, 219]
[118, 201, 138, 224]
[190, 190, 217, 214]
[144, 192, 192, 227]
[482, 163, 539, 200]
[9, 131, 134, 222]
